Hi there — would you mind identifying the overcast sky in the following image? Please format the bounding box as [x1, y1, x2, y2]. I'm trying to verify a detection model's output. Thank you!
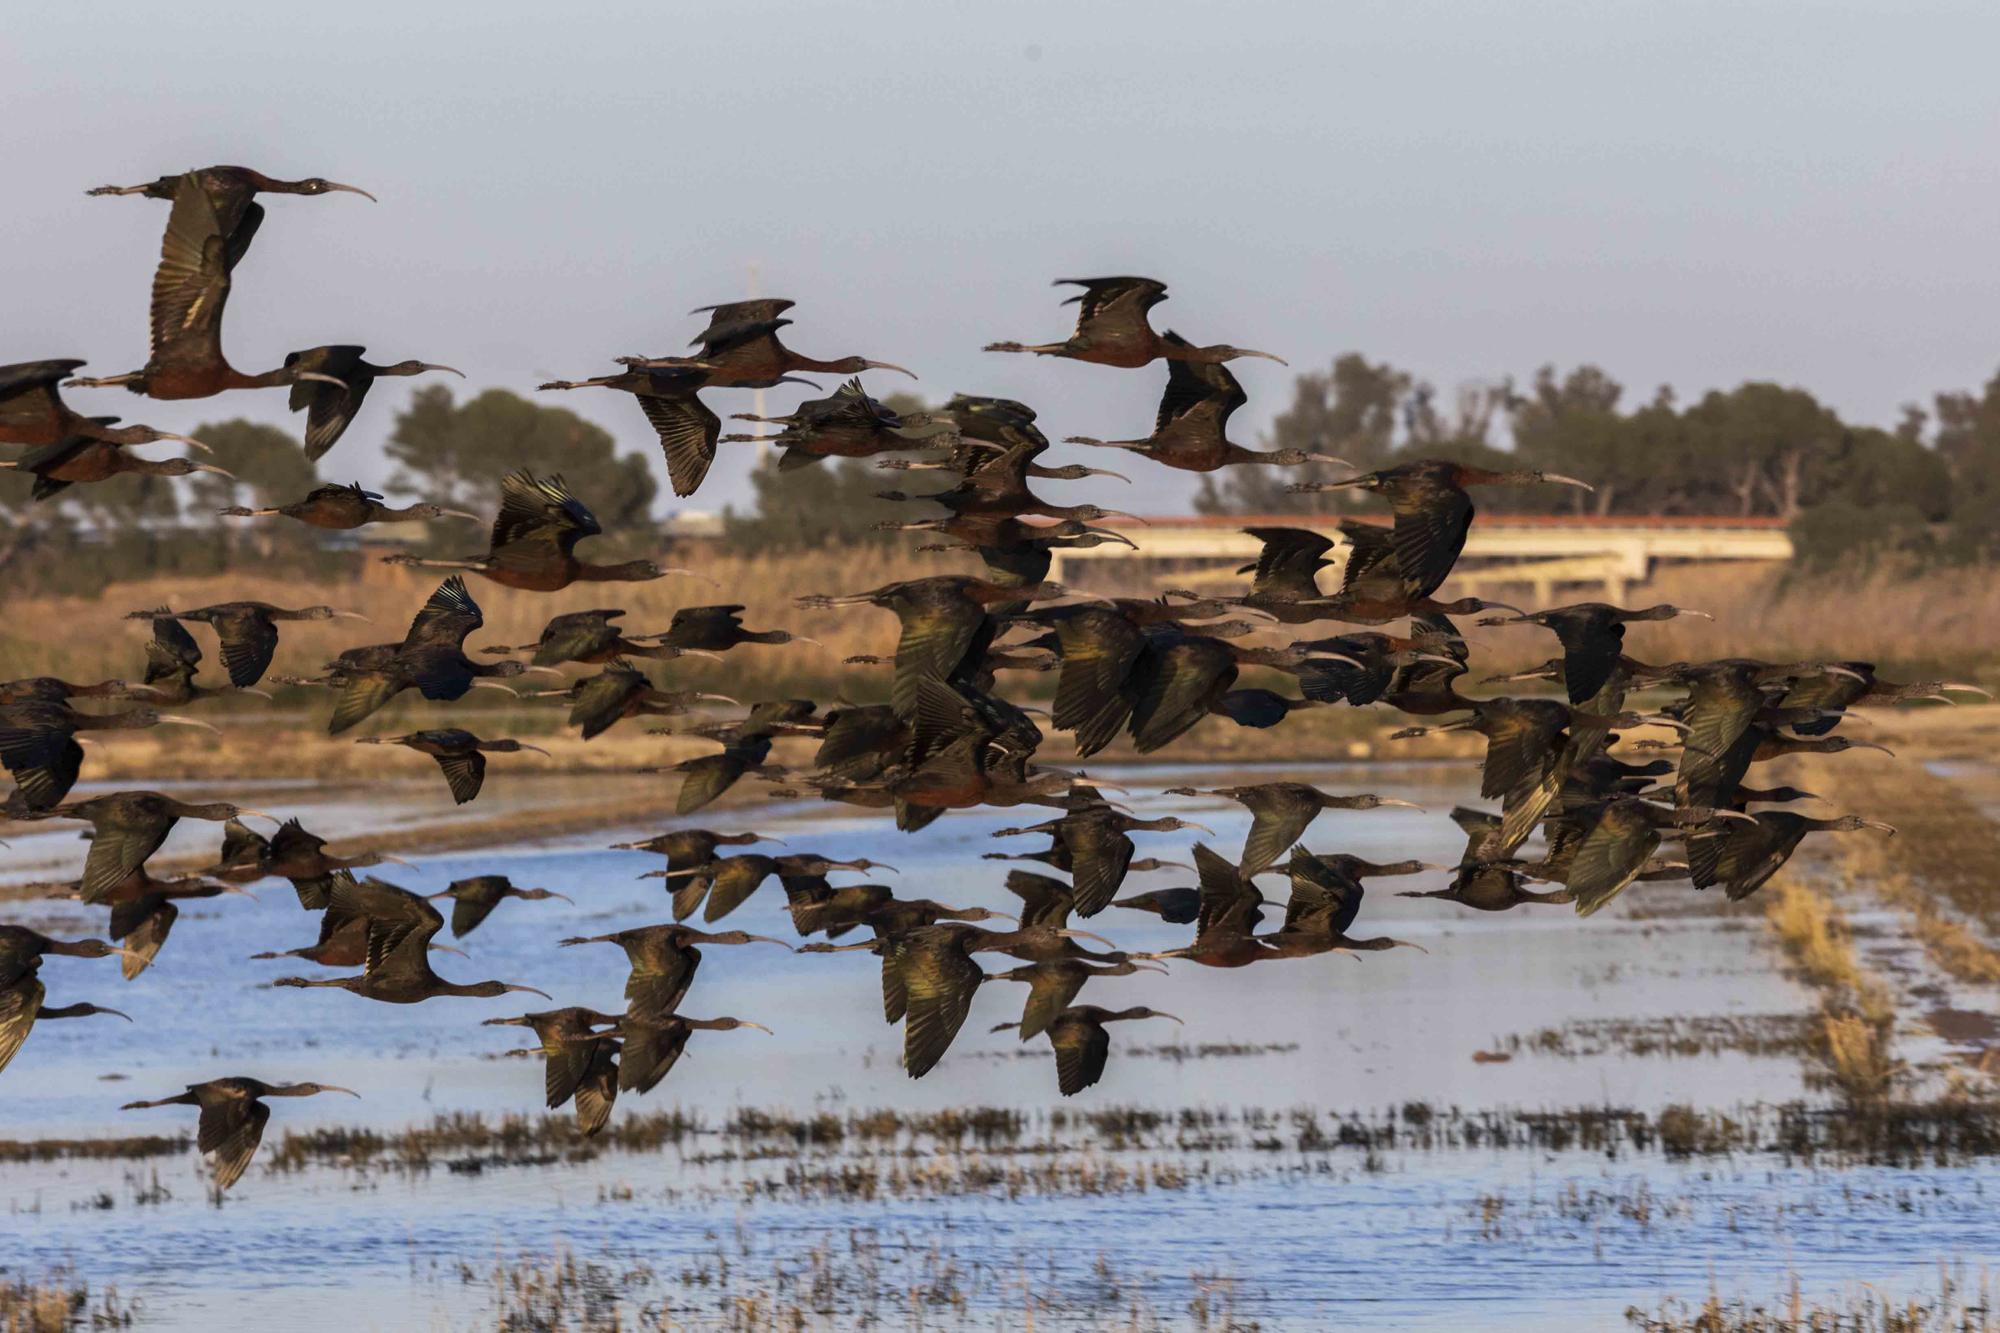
[10, 1, 2000, 516]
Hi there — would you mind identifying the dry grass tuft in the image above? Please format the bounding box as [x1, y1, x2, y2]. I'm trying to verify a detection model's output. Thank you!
[1627, 1261, 1995, 1332]
[1764, 876, 1901, 1102]
[0, 1267, 135, 1332]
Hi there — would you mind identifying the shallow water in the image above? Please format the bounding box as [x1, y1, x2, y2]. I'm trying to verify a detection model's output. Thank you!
[0, 762, 1989, 1329]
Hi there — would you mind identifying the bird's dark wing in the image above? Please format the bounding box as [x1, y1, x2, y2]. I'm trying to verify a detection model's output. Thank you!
[1239, 791, 1316, 880]
[1059, 276, 1167, 339]
[446, 892, 495, 938]
[1153, 333, 1244, 433]
[432, 750, 486, 805]
[700, 857, 772, 924]
[1333, 520, 1402, 598]
[214, 613, 280, 689]
[0, 725, 82, 812]
[1018, 967, 1085, 1042]
[328, 671, 402, 736]
[1061, 819, 1134, 918]
[1129, 639, 1233, 754]
[148, 176, 233, 368]
[900, 938, 984, 1078]
[79, 811, 172, 904]
[1244, 528, 1334, 602]
[571, 1042, 619, 1137]
[149, 615, 204, 672]
[617, 1019, 693, 1095]
[199, 1095, 270, 1192]
[1550, 615, 1626, 708]
[0, 978, 45, 1077]
[625, 941, 697, 1018]
[1566, 803, 1659, 917]
[540, 1033, 596, 1109]
[673, 753, 741, 816]
[1051, 1017, 1111, 1096]
[636, 390, 720, 498]
[888, 592, 983, 721]
[1051, 611, 1145, 759]
[284, 346, 369, 461]
[403, 576, 483, 649]
[491, 471, 599, 553]
[113, 900, 177, 979]
[1387, 488, 1473, 600]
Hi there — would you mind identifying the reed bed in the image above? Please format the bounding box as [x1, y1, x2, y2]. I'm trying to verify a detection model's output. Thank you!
[1627, 1261, 1995, 1332]
[1763, 876, 1902, 1102]
[0, 1267, 134, 1332]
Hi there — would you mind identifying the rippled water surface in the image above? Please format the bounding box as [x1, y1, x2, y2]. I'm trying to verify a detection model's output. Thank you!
[2, 762, 1992, 1329]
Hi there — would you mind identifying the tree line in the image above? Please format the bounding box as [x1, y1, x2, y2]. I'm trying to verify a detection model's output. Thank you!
[5, 363, 1997, 592]
[1197, 356, 2000, 568]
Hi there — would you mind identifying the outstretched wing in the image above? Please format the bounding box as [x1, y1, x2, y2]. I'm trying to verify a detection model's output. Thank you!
[433, 750, 486, 805]
[149, 176, 234, 369]
[636, 390, 720, 498]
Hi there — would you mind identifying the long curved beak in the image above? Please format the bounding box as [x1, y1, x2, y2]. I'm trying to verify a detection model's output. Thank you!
[236, 686, 274, 699]
[1099, 510, 1149, 526]
[326, 183, 376, 201]
[194, 463, 237, 478]
[740, 1021, 775, 1034]
[517, 743, 553, 757]
[1679, 610, 1715, 620]
[1850, 743, 1895, 756]
[98, 1007, 135, 1022]
[1056, 929, 1116, 947]
[293, 372, 349, 390]
[1860, 820, 1897, 834]
[481, 1015, 529, 1027]
[1129, 961, 1171, 974]
[1303, 454, 1352, 467]
[332, 610, 371, 621]
[421, 365, 465, 377]
[235, 809, 282, 824]
[696, 693, 740, 705]
[1378, 798, 1426, 811]
[441, 509, 483, 521]
[1542, 474, 1594, 491]
[323, 1085, 363, 1098]
[161, 433, 213, 454]
[862, 360, 918, 380]
[506, 985, 554, 999]
[378, 854, 415, 867]
[1153, 1012, 1187, 1024]
[1388, 939, 1430, 955]
[1236, 349, 1287, 364]
[429, 943, 470, 958]
[1942, 682, 1994, 699]
[157, 715, 223, 734]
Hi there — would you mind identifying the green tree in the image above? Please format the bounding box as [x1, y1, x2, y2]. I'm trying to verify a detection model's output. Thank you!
[1934, 368, 2000, 557]
[385, 387, 658, 546]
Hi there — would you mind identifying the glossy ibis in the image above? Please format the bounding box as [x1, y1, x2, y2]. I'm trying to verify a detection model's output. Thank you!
[1132, 844, 1287, 969]
[1478, 603, 1713, 705]
[0, 926, 144, 1075]
[1162, 782, 1425, 878]
[0, 676, 134, 707]
[983, 277, 1283, 368]
[280, 346, 461, 459]
[558, 924, 790, 1017]
[1691, 811, 1896, 901]
[40, 791, 274, 904]
[1398, 807, 1575, 912]
[609, 829, 784, 892]
[272, 876, 550, 1003]
[94, 868, 255, 978]
[1289, 461, 1592, 600]
[645, 727, 791, 816]
[250, 870, 467, 966]
[725, 377, 956, 470]
[88, 164, 375, 205]
[1563, 798, 1753, 916]
[537, 364, 770, 497]
[1776, 663, 1991, 736]
[132, 602, 368, 689]
[838, 921, 1112, 1077]
[219, 480, 481, 529]
[0, 429, 231, 500]
[517, 660, 734, 740]
[121, 1077, 359, 1191]
[618, 297, 916, 387]
[638, 605, 822, 654]
[207, 817, 410, 909]
[1263, 847, 1428, 955]
[986, 958, 1167, 1043]
[991, 803, 1210, 917]
[1063, 334, 1347, 470]
[482, 1007, 624, 1135]
[0, 700, 219, 810]
[482, 610, 726, 668]
[653, 852, 889, 925]
[0, 359, 211, 449]
[604, 1013, 773, 1096]
[67, 178, 352, 401]
[384, 471, 693, 591]
[325, 578, 551, 735]
[355, 729, 550, 804]
[1009, 1005, 1184, 1097]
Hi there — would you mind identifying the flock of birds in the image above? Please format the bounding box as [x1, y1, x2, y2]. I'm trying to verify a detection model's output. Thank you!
[1, 165, 1985, 1195]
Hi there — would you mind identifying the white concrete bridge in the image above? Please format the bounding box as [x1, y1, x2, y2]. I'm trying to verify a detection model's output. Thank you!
[1043, 514, 1794, 604]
